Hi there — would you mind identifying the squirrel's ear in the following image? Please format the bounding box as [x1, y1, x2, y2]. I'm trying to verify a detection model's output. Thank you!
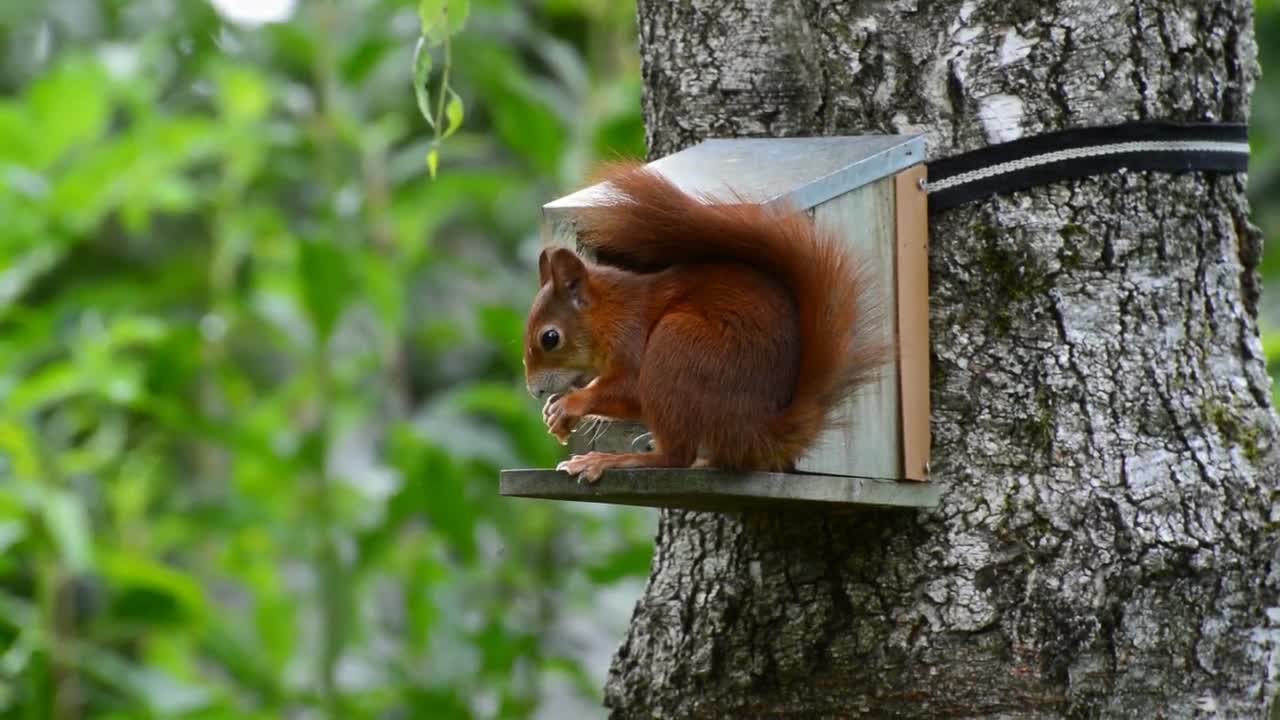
[547, 247, 588, 308]
[537, 247, 553, 287]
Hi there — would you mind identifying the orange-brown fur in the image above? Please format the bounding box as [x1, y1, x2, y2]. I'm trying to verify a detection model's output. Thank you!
[523, 162, 888, 482]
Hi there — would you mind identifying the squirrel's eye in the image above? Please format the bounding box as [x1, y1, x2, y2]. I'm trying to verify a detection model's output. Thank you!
[540, 328, 561, 352]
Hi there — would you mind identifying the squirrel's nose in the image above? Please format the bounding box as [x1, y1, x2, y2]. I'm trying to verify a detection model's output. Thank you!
[528, 384, 546, 400]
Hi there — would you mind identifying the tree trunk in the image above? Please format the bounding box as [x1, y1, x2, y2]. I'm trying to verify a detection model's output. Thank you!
[605, 1, 1280, 717]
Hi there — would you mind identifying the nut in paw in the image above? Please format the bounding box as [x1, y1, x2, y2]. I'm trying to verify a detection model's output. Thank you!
[543, 394, 579, 445]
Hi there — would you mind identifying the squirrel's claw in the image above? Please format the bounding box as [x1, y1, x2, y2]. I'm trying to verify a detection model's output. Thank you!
[555, 458, 589, 484]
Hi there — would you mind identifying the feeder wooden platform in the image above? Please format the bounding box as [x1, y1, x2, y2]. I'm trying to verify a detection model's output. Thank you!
[499, 468, 942, 513]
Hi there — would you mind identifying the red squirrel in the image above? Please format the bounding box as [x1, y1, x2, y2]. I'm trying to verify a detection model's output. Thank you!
[523, 162, 888, 483]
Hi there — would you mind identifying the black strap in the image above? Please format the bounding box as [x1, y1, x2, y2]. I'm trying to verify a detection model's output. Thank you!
[926, 121, 1250, 213]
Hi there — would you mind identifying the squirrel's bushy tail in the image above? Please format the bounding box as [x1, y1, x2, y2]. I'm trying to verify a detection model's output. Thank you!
[575, 162, 890, 467]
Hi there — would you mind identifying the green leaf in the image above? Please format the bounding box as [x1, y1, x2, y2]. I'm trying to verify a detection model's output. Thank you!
[0, 245, 64, 313]
[417, 0, 441, 36]
[101, 551, 208, 628]
[298, 238, 358, 341]
[27, 55, 111, 168]
[42, 489, 93, 573]
[427, 146, 439, 179]
[9, 361, 84, 416]
[214, 63, 271, 122]
[1263, 329, 1280, 364]
[45, 144, 131, 231]
[201, 616, 288, 706]
[443, 87, 464, 139]
[359, 254, 405, 335]
[477, 304, 525, 370]
[412, 36, 435, 126]
[593, 110, 647, 161]
[0, 421, 41, 481]
[0, 101, 35, 166]
[106, 315, 170, 348]
[407, 688, 471, 720]
[418, 0, 469, 43]
[387, 427, 475, 562]
[454, 40, 566, 175]
[341, 36, 395, 84]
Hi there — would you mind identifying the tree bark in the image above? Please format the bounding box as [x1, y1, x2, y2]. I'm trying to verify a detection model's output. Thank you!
[606, 1, 1280, 717]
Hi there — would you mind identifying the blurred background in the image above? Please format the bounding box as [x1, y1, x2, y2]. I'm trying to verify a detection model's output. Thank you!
[0, 1, 1276, 718]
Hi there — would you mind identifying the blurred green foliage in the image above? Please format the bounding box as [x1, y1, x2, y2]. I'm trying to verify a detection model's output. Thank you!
[1254, 0, 1280, 394]
[0, 0, 651, 717]
[1, 1, 1279, 719]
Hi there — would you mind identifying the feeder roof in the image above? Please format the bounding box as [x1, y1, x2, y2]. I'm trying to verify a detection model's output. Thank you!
[544, 134, 925, 220]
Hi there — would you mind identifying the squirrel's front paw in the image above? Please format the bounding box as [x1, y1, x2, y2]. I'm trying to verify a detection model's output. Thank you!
[557, 452, 611, 484]
[543, 394, 579, 445]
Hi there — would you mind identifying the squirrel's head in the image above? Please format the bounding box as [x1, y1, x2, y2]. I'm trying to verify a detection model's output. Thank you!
[523, 247, 599, 400]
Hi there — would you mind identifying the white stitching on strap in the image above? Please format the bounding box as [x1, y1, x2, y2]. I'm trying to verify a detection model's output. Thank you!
[923, 140, 1251, 194]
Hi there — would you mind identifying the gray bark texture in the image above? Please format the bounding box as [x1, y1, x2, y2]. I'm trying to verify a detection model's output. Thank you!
[605, 1, 1280, 717]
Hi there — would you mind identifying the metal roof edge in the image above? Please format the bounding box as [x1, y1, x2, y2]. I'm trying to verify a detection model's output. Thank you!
[542, 134, 927, 218]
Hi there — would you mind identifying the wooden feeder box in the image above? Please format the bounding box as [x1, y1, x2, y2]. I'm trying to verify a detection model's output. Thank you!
[501, 136, 938, 512]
